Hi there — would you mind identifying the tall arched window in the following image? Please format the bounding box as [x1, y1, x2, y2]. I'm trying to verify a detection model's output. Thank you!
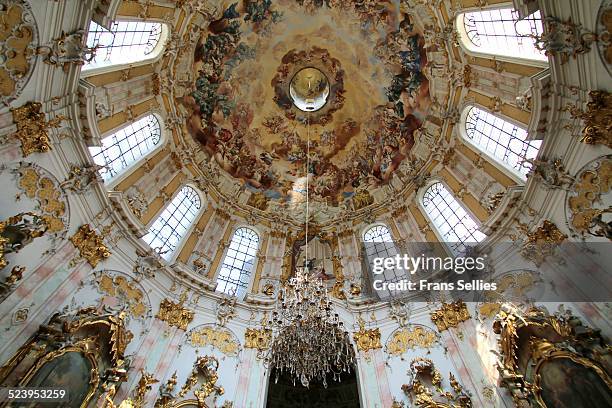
[89, 114, 162, 182]
[458, 8, 546, 62]
[422, 182, 486, 255]
[216, 227, 260, 296]
[143, 186, 202, 260]
[463, 106, 541, 177]
[363, 225, 402, 300]
[83, 21, 166, 72]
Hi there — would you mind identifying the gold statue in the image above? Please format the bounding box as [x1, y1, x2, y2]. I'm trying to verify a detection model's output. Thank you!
[0, 212, 48, 269]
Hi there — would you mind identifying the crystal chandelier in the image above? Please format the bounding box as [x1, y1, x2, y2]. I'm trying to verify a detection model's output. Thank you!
[264, 93, 356, 388]
[265, 267, 356, 388]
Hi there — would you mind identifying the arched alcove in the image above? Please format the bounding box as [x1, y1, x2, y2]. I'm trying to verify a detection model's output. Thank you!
[266, 367, 361, 408]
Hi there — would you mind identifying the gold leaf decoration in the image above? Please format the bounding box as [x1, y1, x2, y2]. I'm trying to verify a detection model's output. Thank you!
[353, 319, 382, 352]
[69, 224, 111, 267]
[15, 166, 66, 233]
[386, 326, 438, 357]
[568, 158, 612, 239]
[0, 1, 38, 105]
[244, 328, 272, 352]
[568, 90, 612, 148]
[98, 274, 148, 318]
[430, 300, 471, 332]
[189, 326, 240, 356]
[10, 102, 65, 157]
[478, 303, 502, 321]
[520, 220, 567, 266]
[156, 293, 194, 331]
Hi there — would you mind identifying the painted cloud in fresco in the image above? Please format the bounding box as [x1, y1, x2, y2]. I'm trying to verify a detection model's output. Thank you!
[181, 0, 432, 209]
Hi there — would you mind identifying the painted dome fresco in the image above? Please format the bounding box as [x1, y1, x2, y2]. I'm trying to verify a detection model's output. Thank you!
[177, 0, 436, 222]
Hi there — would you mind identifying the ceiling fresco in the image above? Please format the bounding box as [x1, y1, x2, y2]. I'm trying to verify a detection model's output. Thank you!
[181, 0, 432, 212]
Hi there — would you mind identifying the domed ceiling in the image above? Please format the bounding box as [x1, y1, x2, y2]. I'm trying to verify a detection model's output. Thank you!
[179, 0, 435, 219]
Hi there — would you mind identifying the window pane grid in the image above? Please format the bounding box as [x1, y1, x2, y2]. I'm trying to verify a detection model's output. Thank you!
[465, 106, 541, 176]
[463, 8, 546, 61]
[84, 21, 163, 70]
[217, 228, 260, 296]
[143, 186, 202, 258]
[363, 225, 405, 290]
[89, 115, 161, 182]
[423, 183, 486, 255]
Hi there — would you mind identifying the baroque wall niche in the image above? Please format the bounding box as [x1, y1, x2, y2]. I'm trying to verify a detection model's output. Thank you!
[494, 305, 612, 407]
[0, 308, 133, 407]
[57, 269, 153, 354]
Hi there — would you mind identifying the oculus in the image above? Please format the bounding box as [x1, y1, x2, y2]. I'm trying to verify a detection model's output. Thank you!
[289, 67, 329, 112]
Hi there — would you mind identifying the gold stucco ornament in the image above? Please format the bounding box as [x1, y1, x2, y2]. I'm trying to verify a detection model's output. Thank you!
[69, 224, 111, 268]
[430, 300, 471, 332]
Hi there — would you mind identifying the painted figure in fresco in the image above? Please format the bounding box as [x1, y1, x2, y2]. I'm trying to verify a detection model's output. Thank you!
[180, 0, 431, 210]
[538, 357, 612, 408]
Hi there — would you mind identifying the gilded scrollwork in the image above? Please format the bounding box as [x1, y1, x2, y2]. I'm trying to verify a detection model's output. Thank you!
[156, 292, 194, 330]
[245, 328, 272, 352]
[10, 101, 66, 157]
[97, 272, 149, 319]
[519, 220, 567, 266]
[0, 308, 132, 408]
[493, 305, 612, 407]
[565, 90, 612, 148]
[567, 157, 612, 240]
[215, 293, 237, 326]
[400, 358, 472, 408]
[176, 356, 225, 407]
[0, 211, 48, 270]
[13, 162, 68, 234]
[155, 372, 178, 408]
[69, 224, 111, 268]
[430, 300, 471, 333]
[385, 326, 440, 357]
[188, 325, 241, 357]
[0, 0, 38, 106]
[353, 317, 382, 352]
[477, 270, 541, 320]
[105, 371, 158, 408]
[60, 163, 105, 194]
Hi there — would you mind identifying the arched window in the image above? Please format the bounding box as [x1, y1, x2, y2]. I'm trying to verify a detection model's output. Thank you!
[83, 21, 165, 72]
[422, 182, 486, 255]
[363, 225, 403, 300]
[459, 8, 546, 62]
[143, 186, 202, 259]
[89, 114, 162, 182]
[464, 106, 541, 177]
[216, 227, 260, 296]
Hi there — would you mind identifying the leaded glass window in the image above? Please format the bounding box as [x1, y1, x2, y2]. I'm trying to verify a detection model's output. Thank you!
[216, 227, 260, 296]
[464, 106, 541, 177]
[363, 225, 403, 299]
[461, 8, 546, 61]
[83, 21, 164, 71]
[89, 114, 162, 182]
[422, 183, 486, 254]
[143, 186, 202, 259]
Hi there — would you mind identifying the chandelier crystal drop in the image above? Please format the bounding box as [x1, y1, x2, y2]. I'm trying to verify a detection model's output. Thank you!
[265, 267, 356, 388]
